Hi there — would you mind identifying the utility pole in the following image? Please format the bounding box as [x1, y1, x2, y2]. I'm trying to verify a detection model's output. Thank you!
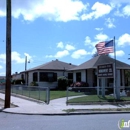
[4, 0, 12, 108]
[25, 56, 27, 85]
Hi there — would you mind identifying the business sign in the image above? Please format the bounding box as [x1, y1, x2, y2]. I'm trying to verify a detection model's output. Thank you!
[97, 63, 113, 78]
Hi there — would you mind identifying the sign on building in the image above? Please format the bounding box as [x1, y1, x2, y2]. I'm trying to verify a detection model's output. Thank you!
[97, 63, 113, 78]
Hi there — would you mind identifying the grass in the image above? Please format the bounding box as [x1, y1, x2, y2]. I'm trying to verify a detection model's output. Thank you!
[68, 95, 130, 103]
[63, 108, 130, 113]
[10, 88, 82, 101]
[11, 89, 47, 101]
[3, 88, 130, 104]
[50, 91, 82, 100]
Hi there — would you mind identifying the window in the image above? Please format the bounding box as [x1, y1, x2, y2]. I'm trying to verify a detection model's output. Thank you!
[68, 73, 73, 79]
[76, 72, 81, 82]
[39, 72, 57, 82]
[21, 74, 24, 80]
[33, 72, 38, 82]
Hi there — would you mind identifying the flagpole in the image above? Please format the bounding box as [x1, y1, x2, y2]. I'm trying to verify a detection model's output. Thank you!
[113, 36, 116, 98]
[113, 36, 120, 100]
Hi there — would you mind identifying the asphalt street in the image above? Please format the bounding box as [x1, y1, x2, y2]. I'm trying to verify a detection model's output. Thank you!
[0, 113, 130, 130]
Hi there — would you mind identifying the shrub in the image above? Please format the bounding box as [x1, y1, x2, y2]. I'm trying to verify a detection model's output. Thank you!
[58, 76, 68, 90]
[30, 81, 38, 86]
[70, 82, 89, 87]
[13, 79, 25, 84]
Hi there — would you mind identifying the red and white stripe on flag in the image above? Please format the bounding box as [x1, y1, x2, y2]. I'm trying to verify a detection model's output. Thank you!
[95, 41, 113, 55]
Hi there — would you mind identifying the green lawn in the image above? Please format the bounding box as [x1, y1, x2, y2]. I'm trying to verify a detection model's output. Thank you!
[10, 88, 130, 104]
[68, 95, 130, 103]
[11, 88, 82, 101]
[50, 91, 82, 100]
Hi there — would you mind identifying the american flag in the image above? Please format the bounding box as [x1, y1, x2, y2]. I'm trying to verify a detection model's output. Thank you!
[95, 40, 114, 55]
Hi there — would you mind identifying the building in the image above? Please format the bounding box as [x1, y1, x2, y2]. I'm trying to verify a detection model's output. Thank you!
[14, 59, 77, 89]
[69, 55, 130, 89]
[0, 76, 6, 85]
[12, 55, 130, 90]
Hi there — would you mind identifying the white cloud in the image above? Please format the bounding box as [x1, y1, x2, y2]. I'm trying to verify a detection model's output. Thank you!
[46, 50, 69, 58]
[110, 50, 125, 57]
[114, 3, 130, 17]
[85, 36, 91, 46]
[24, 53, 33, 63]
[0, 54, 6, 63]
[95, 28, 103, 31]
[0, 65, 3, 69]
[110, 0, 130, 4]
[122, 5, 130, 16]
[95, 33, 109, 41]
[0, 1, 5, 17]
[116, 50, 125, 56]
[81, 2, 112, 20]
[81, 12, 94, 20]
[71, 49, 90, 59]
[0, 72, 5, 76]
[0, 51, 32, 64]
[118, 33, 130, 47]
[65, 44, 75, 51]
[12, 52, 26, 63]
[84, 33, 111, 48]
[113, 3, 124, 17]
[0, 0, 87, 22]
[0, 10, 5, 17]
[105, 18, 116, 28]
[57, 42, 64, 49]
[92, 2, 112, 19]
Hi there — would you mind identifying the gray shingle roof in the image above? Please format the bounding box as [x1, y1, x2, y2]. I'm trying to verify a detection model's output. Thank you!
[69, 55, 130, 71]
[24, 59, 77, 72]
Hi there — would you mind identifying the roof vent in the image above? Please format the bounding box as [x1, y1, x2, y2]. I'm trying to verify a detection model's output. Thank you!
[69, 63, 71, 65]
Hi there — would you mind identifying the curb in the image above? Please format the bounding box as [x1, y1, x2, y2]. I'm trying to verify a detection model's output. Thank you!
[0, 107, 4, 112]
[2, 110, 130, 116]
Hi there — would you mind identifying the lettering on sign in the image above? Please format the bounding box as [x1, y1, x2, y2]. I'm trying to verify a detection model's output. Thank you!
[97, 64, 113, 78]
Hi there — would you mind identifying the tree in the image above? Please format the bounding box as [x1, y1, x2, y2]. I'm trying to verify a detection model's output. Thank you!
[92, 52, 98, 58]
[92, 51, 110, 58]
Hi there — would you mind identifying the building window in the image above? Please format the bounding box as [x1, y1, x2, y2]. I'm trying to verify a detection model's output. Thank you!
[33, 72, 38, 82]
[76, 72, 81, 82]
[39, 72, 57, 82]
[68, 73, 73, 80]
[21, 74, 24, 80]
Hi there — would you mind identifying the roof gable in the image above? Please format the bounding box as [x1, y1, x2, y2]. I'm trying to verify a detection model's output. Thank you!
[69, 55, 130, 71]
[24, 59, 77, 72]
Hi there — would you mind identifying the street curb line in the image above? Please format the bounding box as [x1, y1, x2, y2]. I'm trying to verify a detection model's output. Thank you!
[2, 110, 130, 116]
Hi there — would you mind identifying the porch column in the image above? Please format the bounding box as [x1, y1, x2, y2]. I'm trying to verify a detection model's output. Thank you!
[101, 78, 105, 97]
[38, 72, 39, 82]
[73, 72, 76, 82]
[121, 69, 125, 86]
[116, 69, 120, 99]
[97, 78, 99, 95]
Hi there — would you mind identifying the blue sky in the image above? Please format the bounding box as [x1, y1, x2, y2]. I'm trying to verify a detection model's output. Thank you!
[0, 0, 130, 76]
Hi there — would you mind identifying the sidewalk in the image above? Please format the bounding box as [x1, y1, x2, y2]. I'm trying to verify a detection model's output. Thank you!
[0, 93, 130, 115]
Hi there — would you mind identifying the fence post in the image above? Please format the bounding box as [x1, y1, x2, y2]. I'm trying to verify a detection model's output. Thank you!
[46, 87, 50, 104]
[38, 87, 40, 100]
[29, 86, 30, 97]
[22, 85, 23, 95]
[97, 78, 99, 96]
[66, 87, 68, 105]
